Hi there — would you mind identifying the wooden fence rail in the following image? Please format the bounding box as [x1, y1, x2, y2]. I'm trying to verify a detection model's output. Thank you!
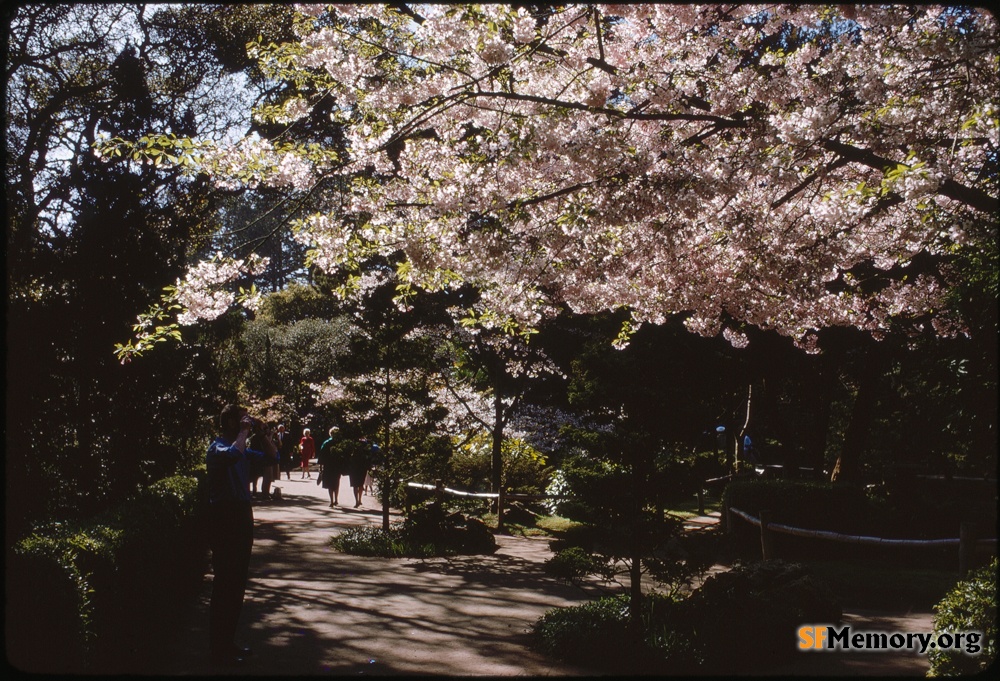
[728, 506, 997, 576]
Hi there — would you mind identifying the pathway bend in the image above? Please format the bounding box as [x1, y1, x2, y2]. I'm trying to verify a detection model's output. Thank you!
[147, 475, 607, 676]
[145, 480, 933, 676]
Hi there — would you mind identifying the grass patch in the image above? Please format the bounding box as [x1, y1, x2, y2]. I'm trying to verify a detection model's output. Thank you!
[663, 493, 722, 519]
[480, 510, 584, 538]
[534, 515, 583, 534]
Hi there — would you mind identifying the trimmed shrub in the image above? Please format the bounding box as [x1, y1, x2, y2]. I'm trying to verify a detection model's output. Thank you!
[533, 560, 841, 675]
[404, 502, 498, 555]
[725, 478, 997, 543]
[676, 560, 842, 673]
[876, 477, 998, 539]
[331, 525, 425, 558]
[7, 475, 207, 673]
[544, 547, 606, 585]
[332, 502, 498, 558]
[723, 479, 879, 535]
[533, 592, 700, 674]
[928, 557, 997, 676]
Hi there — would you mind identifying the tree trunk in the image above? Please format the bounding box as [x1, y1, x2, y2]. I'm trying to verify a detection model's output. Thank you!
[736, 384, 753, 471]
[804, 355, 835, 476]
[830, 349, 882, 483]
[382, 473, 392, 531]
[491, 392, 504, 495]
[381, 360, 393, 531]
[491, 391, 505, 532]
[628, 442, 647, 634]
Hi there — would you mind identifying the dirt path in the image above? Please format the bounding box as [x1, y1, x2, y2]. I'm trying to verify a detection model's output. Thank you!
[144, 483, 935, 676]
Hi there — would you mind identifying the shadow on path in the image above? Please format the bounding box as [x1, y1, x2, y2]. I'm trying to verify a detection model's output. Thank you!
[144, 477, 604, 676]
[141, 484, 935, 676]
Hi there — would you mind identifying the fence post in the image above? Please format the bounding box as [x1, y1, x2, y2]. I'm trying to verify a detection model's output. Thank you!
[760, 509, 775, 560]
[404, 485, 411, 514]
[959, 522, 978, 577]
[434, 479, 445, 506]
[697, 488, 705, 515]
[495, 487, 508, 535]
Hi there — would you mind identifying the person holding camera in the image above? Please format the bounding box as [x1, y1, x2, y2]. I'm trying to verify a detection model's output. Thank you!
[206, 404, 278, 667]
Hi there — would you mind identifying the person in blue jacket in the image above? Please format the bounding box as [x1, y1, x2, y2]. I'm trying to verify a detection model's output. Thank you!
[206, 404, 278, 667]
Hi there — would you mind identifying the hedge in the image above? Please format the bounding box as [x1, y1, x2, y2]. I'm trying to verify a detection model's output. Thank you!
[533, 560, 841, 675]
[7, 474, 208, 673]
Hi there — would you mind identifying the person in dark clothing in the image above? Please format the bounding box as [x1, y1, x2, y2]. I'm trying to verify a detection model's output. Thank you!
[347, 437, 373, 508]
[206, 404, 278, 667]
[261, 423, 286, 497]
[277, 423, 296, 480]
[318, 426, 345, 507]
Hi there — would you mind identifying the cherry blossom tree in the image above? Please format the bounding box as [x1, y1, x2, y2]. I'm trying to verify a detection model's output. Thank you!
[112, 3, 995, 353]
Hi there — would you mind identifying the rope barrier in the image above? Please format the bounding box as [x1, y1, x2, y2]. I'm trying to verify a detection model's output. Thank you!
[729, 506, 996, 548]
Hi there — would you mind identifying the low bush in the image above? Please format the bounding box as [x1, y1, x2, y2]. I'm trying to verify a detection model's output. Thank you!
[404, 502, 498, 555]
[533, 560, 841, 675]
[544, 547, 610, 585]
[725, 478, 996, 543]
[331, 524, 428, 558]
[676, 560, 842, 672]
[446, 432, 551, 494]
[928, 557, 997, 676]
[533, 592, 700, 674]
[332, 502, 498, 558]
[808, 560, 957, 610]
[875, 476, 998, 539]
[7, 475, 207, 673]
[723, 479, 879, 535]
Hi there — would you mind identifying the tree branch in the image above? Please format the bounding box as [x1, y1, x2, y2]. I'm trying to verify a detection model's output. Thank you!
[822, 139, 997, 214]
[771, 157, 849, 209]
[469, 90, 733, 124]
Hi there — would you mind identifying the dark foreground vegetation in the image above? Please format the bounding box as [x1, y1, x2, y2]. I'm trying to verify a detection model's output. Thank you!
[7, 475, 208, 673]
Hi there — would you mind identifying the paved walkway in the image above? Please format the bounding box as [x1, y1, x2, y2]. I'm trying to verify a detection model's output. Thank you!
[142, 481, 934, 676]
[146, 476, 610, 676]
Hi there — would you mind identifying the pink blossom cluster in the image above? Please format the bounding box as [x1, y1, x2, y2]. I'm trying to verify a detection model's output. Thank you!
[174, 253, 269, 325]
[185, 4, 995, 350]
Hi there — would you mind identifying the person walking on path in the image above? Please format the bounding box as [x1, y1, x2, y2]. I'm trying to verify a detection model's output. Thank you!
[205, 404, 278, 667]
[347, 437, 374, 508]
[299, 428, 315, 479]
[261, 424, 285, 497]
[278, 424, 296, 480]
[318, 426, 345, 507]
